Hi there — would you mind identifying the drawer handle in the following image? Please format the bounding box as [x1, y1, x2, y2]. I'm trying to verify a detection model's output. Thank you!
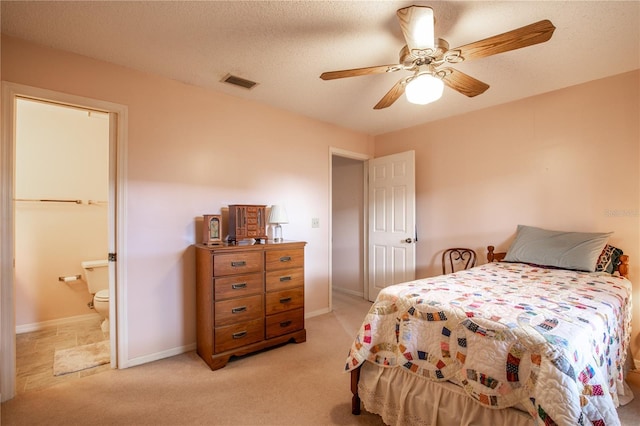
[279, 276, 292, 282]
[279, 256, 291, 262]
[279, 297, 292, 304]
[279, 320, 292, 328]
[232, 331, 247, 339]
[231, 283, 247, 290]
[231, 306, 247, 314]
[231, 261, 246, 267]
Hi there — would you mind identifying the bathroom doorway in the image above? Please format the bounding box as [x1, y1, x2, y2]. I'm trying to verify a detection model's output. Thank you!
[14, 98, 111, 393]
[1, 82, 128, 401]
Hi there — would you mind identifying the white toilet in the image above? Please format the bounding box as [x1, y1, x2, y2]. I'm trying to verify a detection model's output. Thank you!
[81, 259, 110, 332]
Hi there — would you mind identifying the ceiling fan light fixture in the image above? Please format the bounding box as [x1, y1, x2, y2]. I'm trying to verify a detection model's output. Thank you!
[413, 8, 435, 49]
[405, 74, 444, 105]
[321, 6, 555, 110]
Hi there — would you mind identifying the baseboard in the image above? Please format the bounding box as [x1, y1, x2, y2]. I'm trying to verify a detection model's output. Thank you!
[332, 287, 364, 298]
[305, 307, 330, 318]
[16, 313, 101, 334]
[628, 366, 640, 387]
[122, 342, 197, 369]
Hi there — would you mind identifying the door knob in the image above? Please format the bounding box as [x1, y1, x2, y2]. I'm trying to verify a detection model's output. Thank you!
[405, 238, 413, 243]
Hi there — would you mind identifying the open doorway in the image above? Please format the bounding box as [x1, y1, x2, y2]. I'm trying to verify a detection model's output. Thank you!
[1, 82, 128, 402]
[14, 98, 111, 393]
[330, 149, 368, 310]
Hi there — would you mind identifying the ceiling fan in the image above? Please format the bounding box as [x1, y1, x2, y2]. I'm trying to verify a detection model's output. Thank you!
[320, 5, 555, 109]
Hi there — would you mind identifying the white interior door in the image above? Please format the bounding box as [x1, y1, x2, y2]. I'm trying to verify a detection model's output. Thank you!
[367, 150, 416, 301]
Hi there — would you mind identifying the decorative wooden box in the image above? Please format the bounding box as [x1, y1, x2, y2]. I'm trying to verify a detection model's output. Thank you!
[228, 204, 267, 243]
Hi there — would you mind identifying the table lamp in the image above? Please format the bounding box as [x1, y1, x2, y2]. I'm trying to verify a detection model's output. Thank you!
[268, 205, 288, 242]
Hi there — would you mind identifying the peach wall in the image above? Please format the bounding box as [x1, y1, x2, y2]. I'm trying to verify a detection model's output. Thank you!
[375, 70, 640, 360]
[2, 35, 373, 361]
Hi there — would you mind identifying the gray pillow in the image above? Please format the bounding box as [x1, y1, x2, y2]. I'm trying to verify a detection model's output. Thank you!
[504, 225, 612, 272]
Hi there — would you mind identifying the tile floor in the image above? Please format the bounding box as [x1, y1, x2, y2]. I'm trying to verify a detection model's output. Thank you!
[16, 316, 111, 394]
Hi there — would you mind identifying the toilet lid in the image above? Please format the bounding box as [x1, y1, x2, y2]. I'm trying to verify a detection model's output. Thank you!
[95, 289, 109, 301]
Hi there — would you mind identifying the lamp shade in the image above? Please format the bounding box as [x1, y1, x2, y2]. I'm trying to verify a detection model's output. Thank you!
[268, 205, 289, 224]
[405, 74, 444, 105]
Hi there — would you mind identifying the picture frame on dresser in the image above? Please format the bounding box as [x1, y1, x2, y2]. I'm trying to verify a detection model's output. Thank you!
[202, 214, 222, 245]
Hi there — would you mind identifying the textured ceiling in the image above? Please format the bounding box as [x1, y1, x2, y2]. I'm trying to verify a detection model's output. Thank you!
[2, 1, 639, 136]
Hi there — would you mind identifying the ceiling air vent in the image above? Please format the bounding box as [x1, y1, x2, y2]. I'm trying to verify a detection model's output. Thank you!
[221, 74, 258, 90]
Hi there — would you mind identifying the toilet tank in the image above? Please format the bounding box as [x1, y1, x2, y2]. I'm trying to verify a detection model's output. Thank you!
[81, 260, 109, 294]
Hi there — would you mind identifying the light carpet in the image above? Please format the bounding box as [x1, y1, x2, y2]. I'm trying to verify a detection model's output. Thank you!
[53, 340, 110, 376]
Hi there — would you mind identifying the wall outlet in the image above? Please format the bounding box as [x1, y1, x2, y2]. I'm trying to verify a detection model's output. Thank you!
[311, 218, 320, 228]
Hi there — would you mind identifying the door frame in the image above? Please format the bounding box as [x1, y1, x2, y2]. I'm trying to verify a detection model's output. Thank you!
[0, 82, 129, 401]
[329, 147, 370, 310]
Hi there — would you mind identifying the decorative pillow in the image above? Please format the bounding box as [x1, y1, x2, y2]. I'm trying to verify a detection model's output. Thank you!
[504, 225, 612, 272]
[595, 244, 624, 274]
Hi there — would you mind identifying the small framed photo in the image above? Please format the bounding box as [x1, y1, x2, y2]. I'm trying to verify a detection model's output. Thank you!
[202, 214, 222, 245]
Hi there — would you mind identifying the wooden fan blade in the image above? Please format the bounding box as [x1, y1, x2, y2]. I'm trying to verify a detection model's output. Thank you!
[320, 65, 399, 80]
[441, 68, 489, 97]
[374, 78, 407, 109]
[397, 5, 435, 52]
[452, 19, 555, 62]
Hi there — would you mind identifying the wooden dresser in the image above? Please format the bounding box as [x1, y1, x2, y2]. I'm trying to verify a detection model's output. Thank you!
[195, 241, 306, 370]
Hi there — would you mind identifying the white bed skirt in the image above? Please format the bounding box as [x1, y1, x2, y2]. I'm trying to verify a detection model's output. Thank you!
[358, 361, 534, 426]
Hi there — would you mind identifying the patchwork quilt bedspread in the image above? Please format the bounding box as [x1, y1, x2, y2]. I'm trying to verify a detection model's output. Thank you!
[345, 262, 632, 426]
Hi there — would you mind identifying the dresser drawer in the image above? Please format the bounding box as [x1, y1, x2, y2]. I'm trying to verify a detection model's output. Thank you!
[265, 267, 304, 292]
[214, 273, 263, 301]
[265, 248, 304, 271]
[215, 294, 263, 327]
[214, 318, 264, 353]
[266, 308, 304, 339]
[265, 288, 304, 315]
[214, 251, 263, 276]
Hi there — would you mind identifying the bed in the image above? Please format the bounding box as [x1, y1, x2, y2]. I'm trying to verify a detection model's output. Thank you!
[347, 225, 633, 426]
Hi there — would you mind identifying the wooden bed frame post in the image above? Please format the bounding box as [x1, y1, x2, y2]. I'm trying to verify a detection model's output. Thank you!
[619, 255, 629, 278]
[351, 367, 361, 415]
[487, 245, 506, 263]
